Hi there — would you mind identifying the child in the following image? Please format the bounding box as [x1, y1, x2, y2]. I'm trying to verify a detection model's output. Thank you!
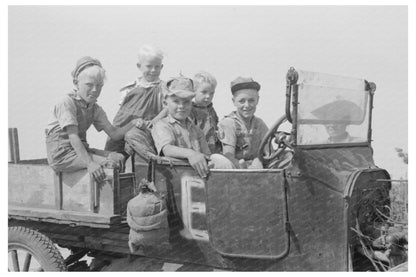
[189, 71, 222, 153]
[217, 76, 269, 169]
[151, 76, 234, 178]
[45, 56, 140, 182]
[105, 44, 168, 154]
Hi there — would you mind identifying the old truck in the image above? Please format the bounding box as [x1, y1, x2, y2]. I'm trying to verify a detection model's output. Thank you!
[8, 68, 398, 271]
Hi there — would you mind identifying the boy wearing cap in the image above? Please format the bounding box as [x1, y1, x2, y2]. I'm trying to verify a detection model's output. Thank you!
[189, 71, 222, 154]
[105, 44, 168, 154]
[46, 56, 141, 182]
[151, 76, 234, 178]
[218, 77, 269, 169]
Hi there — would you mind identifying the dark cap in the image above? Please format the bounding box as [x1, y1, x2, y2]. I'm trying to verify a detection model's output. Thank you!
[71, 56, 102, 81]
[230, 76, 261, 94]
[165, 76, 196, 99]
[312, 100, 364, 123]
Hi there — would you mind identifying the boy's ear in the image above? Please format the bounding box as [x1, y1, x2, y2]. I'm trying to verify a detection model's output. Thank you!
[163, 99, 167, 106]
[161, 64, 164, 70]
[136, 63, 141, 69]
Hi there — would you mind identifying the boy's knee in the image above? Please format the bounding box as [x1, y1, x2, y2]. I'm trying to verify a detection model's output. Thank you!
[209, 154, 235, 169]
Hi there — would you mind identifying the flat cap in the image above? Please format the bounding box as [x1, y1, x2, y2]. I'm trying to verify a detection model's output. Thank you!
[71, 56, 102, 80]
[230, 76, 261, 94]
[165, 76, 196, 99]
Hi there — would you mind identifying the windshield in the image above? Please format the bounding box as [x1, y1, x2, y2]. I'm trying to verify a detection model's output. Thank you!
[295, 71, 370, 145]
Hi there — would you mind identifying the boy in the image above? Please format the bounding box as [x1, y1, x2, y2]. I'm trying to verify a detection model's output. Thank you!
[189, 71, 222, 153]
[151, 76, 234, 178]
[105, 44, 168, 155]
[46, 56, 140, 182]
[217, 77, 269, 169]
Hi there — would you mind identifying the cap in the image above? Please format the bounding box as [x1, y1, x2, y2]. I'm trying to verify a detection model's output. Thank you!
[230, 76, 261, 94]
[165, 76, 196, 99]
[71, 56, 102, 80]
[311, 100, 364, 123]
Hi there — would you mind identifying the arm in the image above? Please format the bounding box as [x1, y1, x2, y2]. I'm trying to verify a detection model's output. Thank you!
[162, 144, 209, 178]
[102, 120, 138, 141]
[66, 125, 106, 182]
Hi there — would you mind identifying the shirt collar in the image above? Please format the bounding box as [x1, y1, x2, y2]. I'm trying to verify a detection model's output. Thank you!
[70, 89, 91, 108]
[192, 102, 213, 109]
[229, 111, 255, 127]
[327, 132, 351, 143]
[167, 114, 192, 126]
[137, 76, 161, 88]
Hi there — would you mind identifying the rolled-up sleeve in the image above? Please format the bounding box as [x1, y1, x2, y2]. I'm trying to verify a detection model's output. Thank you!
[218, 118, 236, 147]
[151, 121, 176, 155]
[54, 97, 78, 129]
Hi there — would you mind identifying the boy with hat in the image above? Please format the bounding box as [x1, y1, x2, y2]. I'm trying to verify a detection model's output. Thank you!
[105, 44, 168, 155]
[151, 76, 234, 178]
[45, 56, 141, 182]
[217, 76, 269, 169]
[189, 71, 222, 154]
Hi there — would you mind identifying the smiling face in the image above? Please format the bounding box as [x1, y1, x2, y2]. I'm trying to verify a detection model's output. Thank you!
[194, 82, 215, 107]
[75, 66, 105, 104]
[164, 95, 193, 123]
[137, 56, 163, 82]
[232, 89, 259, 121]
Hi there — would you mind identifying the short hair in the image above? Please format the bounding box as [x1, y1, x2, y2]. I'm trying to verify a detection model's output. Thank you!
[193, 71, 217, 90]
[77, 65, 107, 83]
[137, 44, 164, 63]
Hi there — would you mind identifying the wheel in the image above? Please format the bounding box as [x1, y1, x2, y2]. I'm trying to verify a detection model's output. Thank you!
[8, 226, 67, 271]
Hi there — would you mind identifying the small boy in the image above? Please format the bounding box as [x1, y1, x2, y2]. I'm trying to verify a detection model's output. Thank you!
[217, 77, 269, 169]
[46, 56, 140, 182]
[151, 76, 234, 178]
[189, 71, 222, 154]
[105, 44, 168, 154]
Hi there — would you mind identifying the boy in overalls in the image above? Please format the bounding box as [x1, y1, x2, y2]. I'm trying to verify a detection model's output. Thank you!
[46, 56, 140, 182]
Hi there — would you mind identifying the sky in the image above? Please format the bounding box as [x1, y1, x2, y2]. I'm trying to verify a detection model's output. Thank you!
[7, 5, 408, 178]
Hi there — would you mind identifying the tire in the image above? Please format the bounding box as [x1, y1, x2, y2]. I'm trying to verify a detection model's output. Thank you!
[8, 226, 67, 271]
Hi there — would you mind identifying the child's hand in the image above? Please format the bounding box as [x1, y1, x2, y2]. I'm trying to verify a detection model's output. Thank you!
[87, 161, 106, 183]
[147, 118, 160, 129]
[107, 152, 126, 171]
[188, 152, 209, 178]
[238, 159, 248, 169]
[132, 118, 146, 129]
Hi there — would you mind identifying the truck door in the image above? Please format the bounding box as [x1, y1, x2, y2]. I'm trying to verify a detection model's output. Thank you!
[205, 169, 290, 259]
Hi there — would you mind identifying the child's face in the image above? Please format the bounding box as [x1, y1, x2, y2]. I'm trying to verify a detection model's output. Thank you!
[164, 95, 193, 122]
[232, 89, 259, 121]
[75, 67, 104, 104]
[137, 56, 163, 82]
[194, 82, 215, 107]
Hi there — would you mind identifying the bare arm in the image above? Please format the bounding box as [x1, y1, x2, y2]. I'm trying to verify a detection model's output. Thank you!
[162, 144, 209, 178]
[102, 120, 138, 141]
[66, 125, 106, 182]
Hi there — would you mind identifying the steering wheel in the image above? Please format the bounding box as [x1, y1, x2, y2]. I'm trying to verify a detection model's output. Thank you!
[258, 115, 292, 167]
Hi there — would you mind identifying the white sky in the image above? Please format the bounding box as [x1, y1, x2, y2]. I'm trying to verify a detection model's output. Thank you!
[7, 5, 408, 178]
[2, 2, 415, 274]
